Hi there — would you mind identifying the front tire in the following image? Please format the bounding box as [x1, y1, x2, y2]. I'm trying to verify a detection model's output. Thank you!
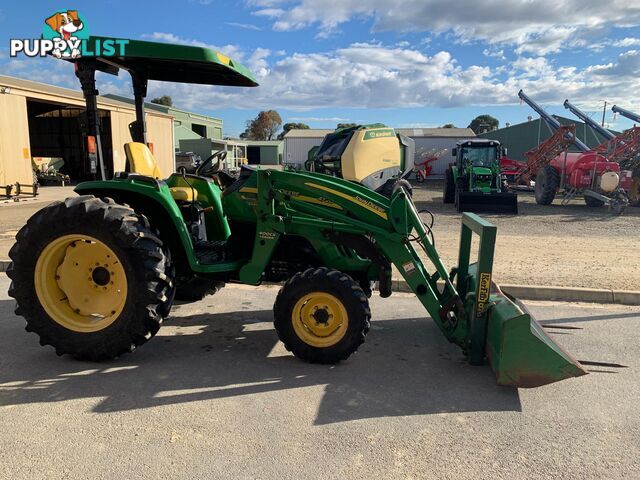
[7, 195, 174, 360]
[273, 268, 371, 364]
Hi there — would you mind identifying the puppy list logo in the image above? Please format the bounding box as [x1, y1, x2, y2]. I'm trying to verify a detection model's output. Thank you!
[10, 10, 128, 59]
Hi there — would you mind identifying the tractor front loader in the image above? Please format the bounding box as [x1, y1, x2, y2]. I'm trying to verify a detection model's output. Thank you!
[7, 37, 586, 388]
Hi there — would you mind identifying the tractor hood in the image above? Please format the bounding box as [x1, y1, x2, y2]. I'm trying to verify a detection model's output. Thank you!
[472, 166, 493, 176]
[72, 36, 259, 87]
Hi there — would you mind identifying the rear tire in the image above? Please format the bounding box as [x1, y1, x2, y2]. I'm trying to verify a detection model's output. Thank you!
[443, 167, 455, 204]
[535, 165, 560, 205]
[7, 195, 174, 360]
[273, 267, 371, 364]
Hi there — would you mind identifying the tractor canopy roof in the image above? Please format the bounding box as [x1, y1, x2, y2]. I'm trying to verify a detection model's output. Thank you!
[78, 36, 259, 87]
[457, 138, 501, 147]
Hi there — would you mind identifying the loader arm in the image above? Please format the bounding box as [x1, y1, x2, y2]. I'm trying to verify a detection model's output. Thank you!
[238, 170, 587, 387]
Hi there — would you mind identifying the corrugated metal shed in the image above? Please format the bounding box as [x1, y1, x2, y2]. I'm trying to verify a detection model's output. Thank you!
[0, 75, 174, 185]
[403, 128, 476, 178]
[478, 115, 619, 162]
[283, 129, 331, 167]
[103, 93, 224, 147]
[396, 127, 476, 138]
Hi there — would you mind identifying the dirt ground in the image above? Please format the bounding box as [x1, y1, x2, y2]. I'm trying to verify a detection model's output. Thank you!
[411, 181, 640, 291]
[1, 183, 639, 290]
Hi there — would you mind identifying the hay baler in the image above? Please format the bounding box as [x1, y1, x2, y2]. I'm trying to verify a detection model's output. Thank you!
[7, 37, 586, 388]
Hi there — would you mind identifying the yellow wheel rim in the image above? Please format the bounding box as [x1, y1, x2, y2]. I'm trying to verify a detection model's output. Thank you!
[291, 291, 348, 348]
[34, 234, 128, 333]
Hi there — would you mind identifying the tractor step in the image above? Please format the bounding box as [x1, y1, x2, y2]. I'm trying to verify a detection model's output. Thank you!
[456, 191, 518, 214]
[194, 240, 233, 265]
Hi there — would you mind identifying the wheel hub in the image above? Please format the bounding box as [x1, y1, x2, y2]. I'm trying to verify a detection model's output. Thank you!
[291, 292, 348, 348]
[91, 266, 111, 286]
[312, 307, 330, 325]
[34, 235, 128, 332]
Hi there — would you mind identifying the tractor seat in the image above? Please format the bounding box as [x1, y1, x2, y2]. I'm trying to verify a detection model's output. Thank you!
[124, 142, 200, 202]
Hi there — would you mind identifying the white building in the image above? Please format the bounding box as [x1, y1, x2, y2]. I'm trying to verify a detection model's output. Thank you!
[283, 129, 333, 169]
[283, 127, 475, 178]
[396, 127, 476, 179]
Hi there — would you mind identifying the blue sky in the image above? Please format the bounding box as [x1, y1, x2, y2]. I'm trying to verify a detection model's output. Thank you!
[1, 0, 639, 137]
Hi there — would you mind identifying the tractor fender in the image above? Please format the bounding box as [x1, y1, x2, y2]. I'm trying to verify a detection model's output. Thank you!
[74, 179, 198, 273]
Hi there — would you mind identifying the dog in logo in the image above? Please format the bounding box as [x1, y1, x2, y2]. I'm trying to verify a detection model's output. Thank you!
[44, 10, 84, 58]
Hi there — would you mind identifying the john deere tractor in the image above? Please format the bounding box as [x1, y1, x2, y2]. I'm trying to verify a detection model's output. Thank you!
[306, 124, 415, 197]
[444, 139, 518, 214]
[7, 37, 585, 388]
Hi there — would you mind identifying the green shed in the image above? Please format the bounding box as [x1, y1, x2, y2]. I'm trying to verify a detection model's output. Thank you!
[479, 115, 619, 161]
[242, 140, 283, 166]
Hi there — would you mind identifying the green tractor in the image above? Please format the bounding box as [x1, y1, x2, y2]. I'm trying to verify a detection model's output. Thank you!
[305, 124, 415, 197]
[7, 37, 584, 387]
[444, 139, 518, 214]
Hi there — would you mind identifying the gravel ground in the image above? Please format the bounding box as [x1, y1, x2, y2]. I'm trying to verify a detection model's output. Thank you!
[1, 183, 638, 290]
[1, 280, 638, 480]
[410, 181, 640, 291]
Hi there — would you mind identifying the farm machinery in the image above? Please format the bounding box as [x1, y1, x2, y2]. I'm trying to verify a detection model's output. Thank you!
[414, 148, 447, 182]
[519, 90, 628, 212]
[306, 124, 415, 197]
[7, 37, 587, 388]
[563, 100, 639, 205]
[443, 138, 518, 214]
[610, 104, 640, 204]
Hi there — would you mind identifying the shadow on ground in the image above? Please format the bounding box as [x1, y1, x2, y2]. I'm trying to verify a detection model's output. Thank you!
[0, 300, 521, 424]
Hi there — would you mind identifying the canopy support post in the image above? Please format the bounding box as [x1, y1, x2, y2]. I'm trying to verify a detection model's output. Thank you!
[129, 73, 148, 144]
[75, 59, 107, 181]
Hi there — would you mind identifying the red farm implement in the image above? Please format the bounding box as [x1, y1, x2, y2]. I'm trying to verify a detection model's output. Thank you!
[519, 90, 628, 212]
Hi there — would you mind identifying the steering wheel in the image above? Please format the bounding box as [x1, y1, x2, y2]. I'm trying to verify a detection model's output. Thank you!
[196, 149, 227, 176]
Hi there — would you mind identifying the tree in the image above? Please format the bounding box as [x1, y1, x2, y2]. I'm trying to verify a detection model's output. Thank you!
[337, 123, 358, 129]
[278, 122, 310, 140]
[150, 95, 173, 107]
[440, 123, 456, 128]
[468, 115, 499, 134]
[241, 110, 283, 140]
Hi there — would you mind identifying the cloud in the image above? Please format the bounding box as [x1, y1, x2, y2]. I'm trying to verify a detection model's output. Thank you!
[1, 37, 637, 116]
[586, 50, 640, 77]
[133, 42, 640, 112]
[288, 116, 351, 122]
[249, 0, 640, 54]
[225, 22, 262, 31]
[483, 48, 505, 60]
[611, 37, 640, 48]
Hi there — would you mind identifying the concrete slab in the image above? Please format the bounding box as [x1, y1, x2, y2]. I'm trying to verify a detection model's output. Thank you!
[1, 276, 638, 479]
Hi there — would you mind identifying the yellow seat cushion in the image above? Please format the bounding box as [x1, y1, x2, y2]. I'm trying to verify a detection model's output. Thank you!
[169, 187, 196, 202]
[124, 142, 163, 179]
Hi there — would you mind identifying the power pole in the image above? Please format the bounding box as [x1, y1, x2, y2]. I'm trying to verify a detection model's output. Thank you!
[601, 101, 607, 127]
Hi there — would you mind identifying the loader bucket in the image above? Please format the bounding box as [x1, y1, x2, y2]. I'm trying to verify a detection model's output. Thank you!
[454, 214, 586, 388]
[457, 191, 518, 214]
[485, 285, 588, 388]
